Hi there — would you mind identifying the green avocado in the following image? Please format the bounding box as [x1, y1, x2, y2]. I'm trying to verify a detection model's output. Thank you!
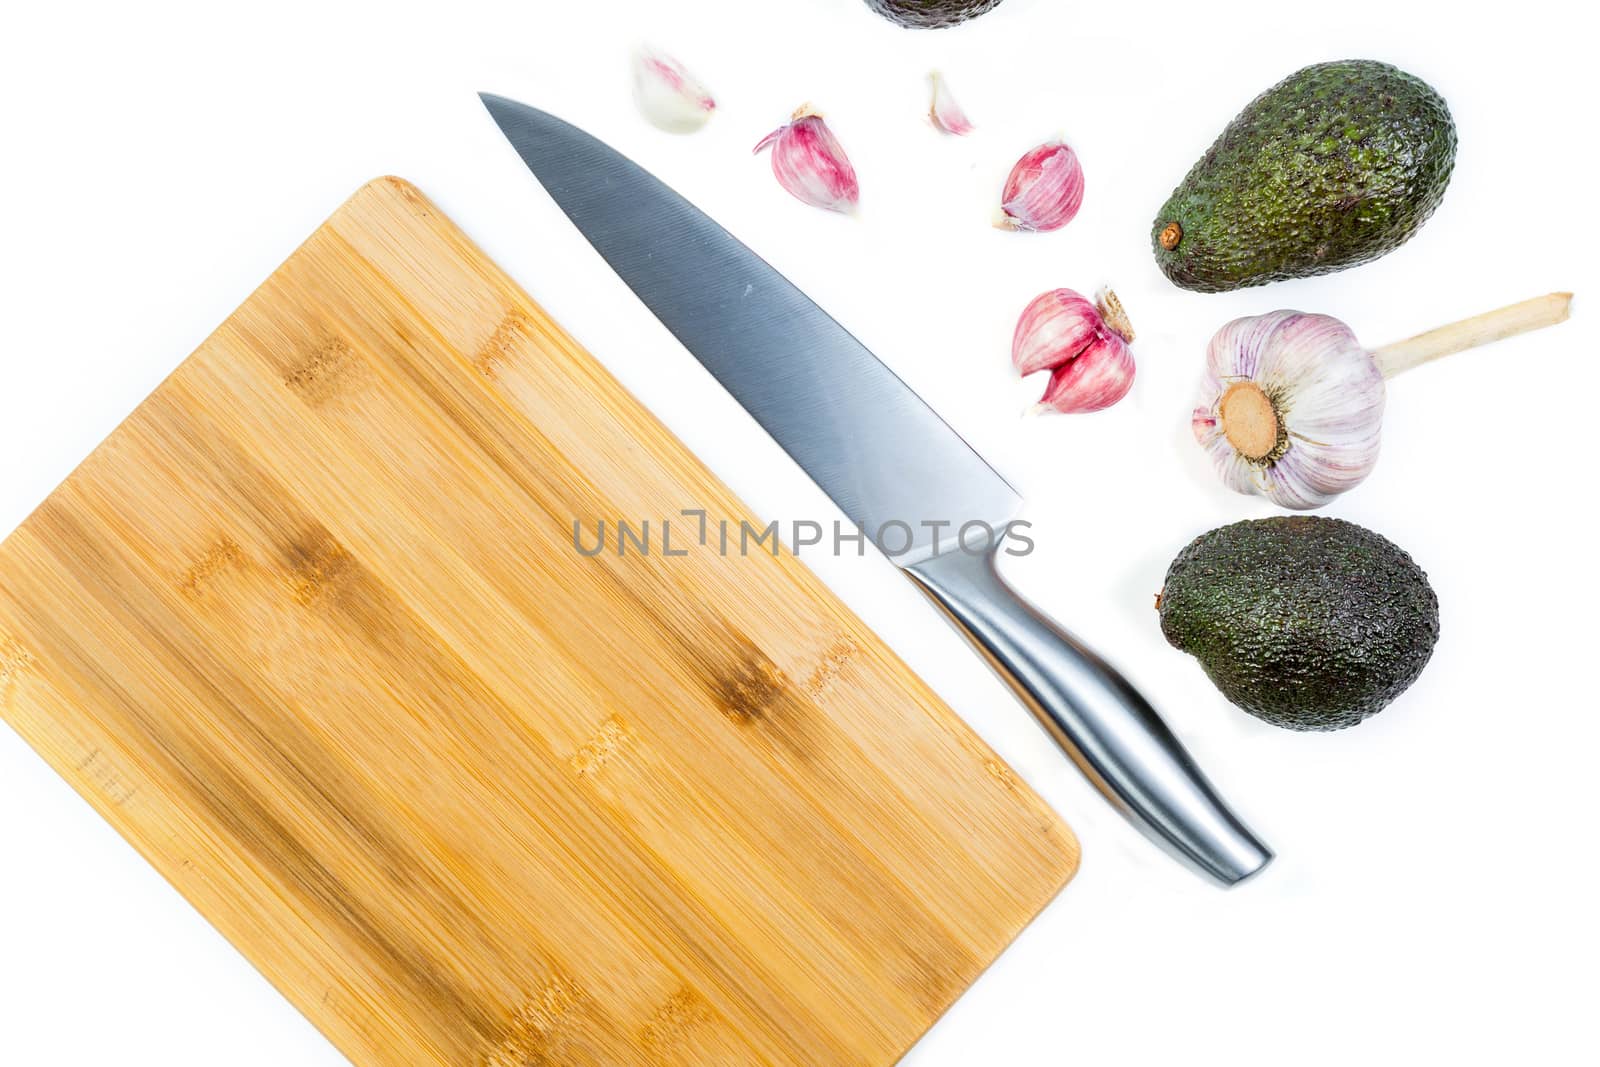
[1158, 517, 1439, 731]
[1151, 60, 1456, 292]
[863, 0, 1005, 28]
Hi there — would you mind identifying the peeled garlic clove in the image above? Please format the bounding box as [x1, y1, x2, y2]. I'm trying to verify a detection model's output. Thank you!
[1192, 311, 1386, 510]
[1014, 288, 1136, 414]
[928, 71, 974, 135]
[754, 106, 860, 214]
[633, 48, 716, 133]
[997, 140, 1084, 232]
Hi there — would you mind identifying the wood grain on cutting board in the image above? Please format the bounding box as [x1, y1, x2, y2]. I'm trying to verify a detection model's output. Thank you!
[0, 177, 1076, 1066]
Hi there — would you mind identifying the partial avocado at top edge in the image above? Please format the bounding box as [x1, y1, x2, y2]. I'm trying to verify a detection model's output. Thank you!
[863, 0, 1006, 29]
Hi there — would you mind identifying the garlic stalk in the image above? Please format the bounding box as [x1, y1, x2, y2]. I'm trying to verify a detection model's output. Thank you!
[928, 71, 974, 135]
[1370, 291, 1574, 377]
[632, 48, 716, 133]
[754, 106, 860, 214]
[1194, 292, 1573, 509]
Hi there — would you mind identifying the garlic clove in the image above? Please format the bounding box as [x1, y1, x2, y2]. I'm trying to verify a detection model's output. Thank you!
[997, 140, 1084, 232]
[1040, 337, 1136, 414]
[1192, 311, 1385, 510]
[632, 48, 716, 134]
[1012, 288, 1099, 376]
[754, 106, 860, 214]
[928, 71, 975, 135]
[1013, 288, 1136, 414]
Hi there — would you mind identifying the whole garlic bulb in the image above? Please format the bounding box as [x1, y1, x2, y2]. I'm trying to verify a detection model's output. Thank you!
[1193, 294, 1573, 509]
[1193, 312, 1385, 510]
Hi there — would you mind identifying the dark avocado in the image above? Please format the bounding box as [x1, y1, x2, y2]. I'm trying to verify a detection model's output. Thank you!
[1158, 517, 1440, 731]
[863, 0, 1006, 29]
[1152, 60, 1457, 292]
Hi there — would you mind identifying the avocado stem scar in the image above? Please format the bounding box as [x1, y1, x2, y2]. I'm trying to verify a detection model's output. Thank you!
[1159, 221, 1183, 251]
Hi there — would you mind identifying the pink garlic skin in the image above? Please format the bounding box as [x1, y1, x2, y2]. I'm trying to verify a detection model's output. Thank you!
[642, 55, 713, 110]
[754, 110, 859, 214]
[998, 141, 1084, 232]
[1013, 289, 1134, 414]
[929, 72, 974, 136]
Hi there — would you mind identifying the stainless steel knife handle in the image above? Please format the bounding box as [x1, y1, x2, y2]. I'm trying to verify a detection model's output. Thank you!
[904, 546, 1272, 887]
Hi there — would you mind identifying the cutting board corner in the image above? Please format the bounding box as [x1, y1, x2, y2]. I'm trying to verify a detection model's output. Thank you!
[347, 173, 432, 214]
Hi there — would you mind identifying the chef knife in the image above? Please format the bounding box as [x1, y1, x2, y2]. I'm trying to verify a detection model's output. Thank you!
[481, 95, 1272, 887]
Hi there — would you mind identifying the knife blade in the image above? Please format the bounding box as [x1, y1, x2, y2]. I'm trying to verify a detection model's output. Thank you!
[481, 94, 1272, 887]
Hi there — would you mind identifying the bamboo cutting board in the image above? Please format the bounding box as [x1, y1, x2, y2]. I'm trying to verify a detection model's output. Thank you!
[0, 177, 1077, 1066]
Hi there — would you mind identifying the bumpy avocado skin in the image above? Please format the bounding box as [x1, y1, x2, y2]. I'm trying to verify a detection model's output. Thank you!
[1159, 517, 1440, 731]
[863, 0, 1005, 28]
[1151, 60, 1456, 292]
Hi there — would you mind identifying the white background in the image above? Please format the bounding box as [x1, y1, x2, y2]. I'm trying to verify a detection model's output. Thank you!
[2, 1, 1595, 1063]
